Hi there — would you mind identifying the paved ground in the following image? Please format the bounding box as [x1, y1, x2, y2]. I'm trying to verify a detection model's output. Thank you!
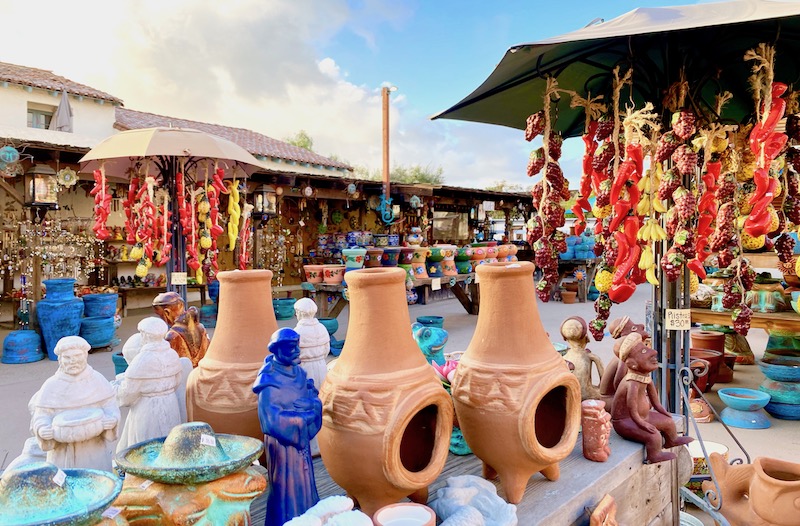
[0, 283, 796, 524]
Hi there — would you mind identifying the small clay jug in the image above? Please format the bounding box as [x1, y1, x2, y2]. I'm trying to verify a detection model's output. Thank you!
[317, 267, 453, 517]
[186, 270, 278, 445]
[750, 456, 800, 524]
[451, 261, 581, 503]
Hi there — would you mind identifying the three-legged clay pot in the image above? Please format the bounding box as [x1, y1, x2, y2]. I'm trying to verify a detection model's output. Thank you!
[317, 267, 453, 517]
[186, 270, 278, 445]
[451, 261, 581, 503]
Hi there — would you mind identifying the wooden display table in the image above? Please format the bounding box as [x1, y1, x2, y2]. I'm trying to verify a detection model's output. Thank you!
[118, 285, 207, 316]
[251, 433, 681, 525]
[555, 259, 599, 303]
[414, 273, 479, 314]
[691, 307, 800, 332]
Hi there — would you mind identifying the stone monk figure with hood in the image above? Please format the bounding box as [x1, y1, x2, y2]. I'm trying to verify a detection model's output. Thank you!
[29, 336, 120, 471]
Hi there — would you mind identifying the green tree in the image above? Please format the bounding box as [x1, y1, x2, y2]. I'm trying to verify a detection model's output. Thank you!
[352, 163, 445, 184]
[284, 130, 314, 151]
[485, 180, 529, 193]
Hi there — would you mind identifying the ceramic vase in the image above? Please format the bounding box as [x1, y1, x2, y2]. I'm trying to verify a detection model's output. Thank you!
[406, 227, 423, 247]
[37, 278, 85, 360]
[451, 261, 581, 503]
[323, 265, 346, 284]
[318, 267, 454, 517]
[186, 270, 278, 445]
[381, 247, 401, 267]
[303, 264, 325, 284]
[342, 248, 367, 270]
[365, 248, 384, 268]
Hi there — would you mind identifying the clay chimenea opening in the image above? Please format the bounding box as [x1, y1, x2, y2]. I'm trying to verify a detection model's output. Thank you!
[534, 386, 568, 449]
[399, 404, 438, 473]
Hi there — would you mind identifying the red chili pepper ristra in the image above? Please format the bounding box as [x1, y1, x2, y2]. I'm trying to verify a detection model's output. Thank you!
[687, 258, 707, 280]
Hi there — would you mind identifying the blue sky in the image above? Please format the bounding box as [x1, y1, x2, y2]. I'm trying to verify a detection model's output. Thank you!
[2, 0, 719, 190]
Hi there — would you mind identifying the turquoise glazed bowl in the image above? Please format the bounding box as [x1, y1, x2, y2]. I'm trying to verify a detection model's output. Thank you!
[416, 316, 444, 329]
[758, 357, 800, 382]
[272, 298, 297, 320]
[759, 379, 800, 404]
[718, 387, 770, 411]
[765, 401, 800, 420]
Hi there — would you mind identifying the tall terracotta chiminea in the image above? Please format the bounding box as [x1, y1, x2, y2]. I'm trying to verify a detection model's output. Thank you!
[451, 261, 581, 503]
[186, 270, 277, 443]
[317, 267, 453, 517]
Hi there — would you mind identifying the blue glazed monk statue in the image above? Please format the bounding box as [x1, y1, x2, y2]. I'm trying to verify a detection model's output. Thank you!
[253, 327, 322, 525]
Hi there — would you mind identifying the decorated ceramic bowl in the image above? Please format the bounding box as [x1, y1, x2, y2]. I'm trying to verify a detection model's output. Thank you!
[303, 264, 325, 284]
[323, 265, 346, 284]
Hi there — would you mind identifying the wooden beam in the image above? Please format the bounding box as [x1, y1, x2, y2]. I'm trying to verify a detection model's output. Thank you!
[0, 178, 23, 205]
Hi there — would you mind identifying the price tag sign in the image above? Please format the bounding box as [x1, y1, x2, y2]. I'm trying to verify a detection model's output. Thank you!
[52, 469, 66, 487]
[171, 272, 188, 286]
[139, 479, 154, 490]
[431, 278, 442, 291]
[664, 308, 691, 331]
[102, 507, 122, 519]
[200, 434, 217, 447]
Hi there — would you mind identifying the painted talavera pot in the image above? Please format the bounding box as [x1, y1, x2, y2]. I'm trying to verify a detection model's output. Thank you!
[317, 267, 454, 517]
[451, 261, 581, 503]
[342, 248, 367, 270]
[303, 264, 325, 284]
[186, 270, 278, 447]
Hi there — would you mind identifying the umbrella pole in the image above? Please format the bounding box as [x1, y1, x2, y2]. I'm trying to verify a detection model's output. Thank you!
[165, 157, 188, 305]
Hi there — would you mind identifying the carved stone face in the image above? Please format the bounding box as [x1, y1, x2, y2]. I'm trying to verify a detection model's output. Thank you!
[59, 347, 88, 376]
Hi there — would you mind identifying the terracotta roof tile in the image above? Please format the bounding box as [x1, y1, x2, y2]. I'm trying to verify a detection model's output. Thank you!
[115, 107, 352, 171]
[0, 62, 121, 103]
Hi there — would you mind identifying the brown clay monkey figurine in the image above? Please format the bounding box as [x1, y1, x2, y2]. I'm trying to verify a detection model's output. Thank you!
[599, 316, 649, 407]
[152, 292, 210, 367]
[611, 333, 692, 463]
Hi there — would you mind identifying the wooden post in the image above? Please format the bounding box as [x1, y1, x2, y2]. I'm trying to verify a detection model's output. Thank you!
[382, 86, 391, 200]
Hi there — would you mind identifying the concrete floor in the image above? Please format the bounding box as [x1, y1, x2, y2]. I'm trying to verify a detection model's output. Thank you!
[0, 283, 796, 524]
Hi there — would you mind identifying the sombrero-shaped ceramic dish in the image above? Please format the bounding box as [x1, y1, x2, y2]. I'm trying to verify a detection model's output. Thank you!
[0, 461, 122, 526]
[114, 421, 263, 484]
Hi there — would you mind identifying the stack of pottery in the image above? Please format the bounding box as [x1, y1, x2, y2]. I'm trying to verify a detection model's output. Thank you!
[496, 244, 510, 261]
[758, 349, 800, 420]
[381, 247, 401, 267]
[317, 268, 454, 516]
[439, 245, 457, 276]
[36, 278, 84, 360]
[346, 231, 359, 247]
[399, 247, 416, 283]
[455, 246, 473, 274]
[718, 387, 772, 429]
[334, 233, 348, 251]
[365, 247, 384, 268]
[426, 246, 445, 277]
[689, 348, 724, 392]
[303, 264, 325, 284]
[318, 233, 331, 253]
[342, 247, 367, 286]
[411, 247, 430, 279]
[691, 329, 735, 383]
[470, 244, 486, 268]
[484, 242, 499, 263]
[273, 298, 297, 320]
[323, 265, 346, 285]
[80, 292, 119, 349]
[505, 244, 519, 262]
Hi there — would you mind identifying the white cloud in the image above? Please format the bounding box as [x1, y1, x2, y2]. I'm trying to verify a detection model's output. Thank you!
[0, 0, 551, 191]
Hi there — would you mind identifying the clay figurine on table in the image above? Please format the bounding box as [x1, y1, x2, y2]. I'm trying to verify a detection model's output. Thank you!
[412, 322, 448, 366]
[253, 327, 322, 525]
[560, 316, 604, 400]
[114, 317, 183, 453]
[293, 297, 329, 456]
[152, 291, 210, 367]
[29, 336, 120, 471]
[610, 333, 692, 463]
[599, 316, 649, 406]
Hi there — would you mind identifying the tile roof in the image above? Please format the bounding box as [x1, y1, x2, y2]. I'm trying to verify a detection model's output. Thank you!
[0, 62, 121, 103]
[115, 107, 352, 172]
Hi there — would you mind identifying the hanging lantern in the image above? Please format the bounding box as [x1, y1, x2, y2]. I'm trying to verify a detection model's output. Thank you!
[254, 184, 277, 218]
[24, 164, 59, 208]
[0, 145, 20, 164]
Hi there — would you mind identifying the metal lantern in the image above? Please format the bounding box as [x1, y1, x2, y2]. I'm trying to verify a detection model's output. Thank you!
[254, 184, 277, 217]
[24, 164, 59, 208]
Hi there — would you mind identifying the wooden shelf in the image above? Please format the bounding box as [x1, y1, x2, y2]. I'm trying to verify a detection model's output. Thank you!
[691, 307, 800, 331]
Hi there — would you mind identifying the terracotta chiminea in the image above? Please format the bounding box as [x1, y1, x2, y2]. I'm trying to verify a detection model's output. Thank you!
[451, 261, 581, 503]
[186, 270, 278, 444]
[317, 267, 453, 517]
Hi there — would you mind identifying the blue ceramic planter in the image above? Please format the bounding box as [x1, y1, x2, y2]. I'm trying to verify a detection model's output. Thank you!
[80, 316, 116, 348]
[208, 280, 220, 303]
[82, 293, 119, 318]
[758, 357, 800, 382]
[718, 388, 771, 429]
[112, 351, 129, 375]
[1, 330, 44, 364]
[760, 379, 800, 405]
[427, 261, 444, 277]
[37, 278, 84, 360]
[765, 401, 800, 420]
[273, 298, 297, 320]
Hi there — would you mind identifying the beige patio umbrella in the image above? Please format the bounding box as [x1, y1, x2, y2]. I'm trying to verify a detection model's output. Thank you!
[80, 127, 266, 302]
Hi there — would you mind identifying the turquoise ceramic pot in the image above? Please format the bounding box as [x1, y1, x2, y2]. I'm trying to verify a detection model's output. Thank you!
[199, 304, 218, 328]
[758, 357, 800, 382]
[80, 316, 116, 348]
[342, 248, 367, 270]
[37, 278, 84, 360]
[112, 351, 129, 375]
[82, 293, 119, 317]
[718, 387, 771, 429]
[760, 379, 800, 404]
[1, 330, 44, 364]
[765, 401, 800, 420]
[208, 280, 220, 303]
[272, 298, 297, 320]
[416, 316, 444, 329]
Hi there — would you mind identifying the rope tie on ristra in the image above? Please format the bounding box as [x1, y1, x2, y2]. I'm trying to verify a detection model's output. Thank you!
[565, 90, 606, 133]
[622, 102, 660, 151]
[611, 66, 633, 178]
[662, 69, 690, 114]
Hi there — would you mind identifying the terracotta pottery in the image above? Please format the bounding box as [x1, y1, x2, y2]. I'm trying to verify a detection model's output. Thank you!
[381, 247, 402, 267]
[186, 270, 277, 446]
[581, 400, 611, 462]
[485, 245, 498, 259]
[691, 329, 726, 354]
[399, 247, 416, 266]
[317, 267, 453, 517]
[303, 264, 325, 284]
[442, 260, 458, 276]
[496, 244, 510, 260]
[451, 261, 581, 503]
[365, 248, 384, 268]
[506, 244, 519, 256]
[323, 264, 346, 284]
[689, 348, 723, 392]
[411, 247, 430, 264]
[412, 262, 429, 279]
[470, 246, 486, 261]
[561, 290, 577, 304]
